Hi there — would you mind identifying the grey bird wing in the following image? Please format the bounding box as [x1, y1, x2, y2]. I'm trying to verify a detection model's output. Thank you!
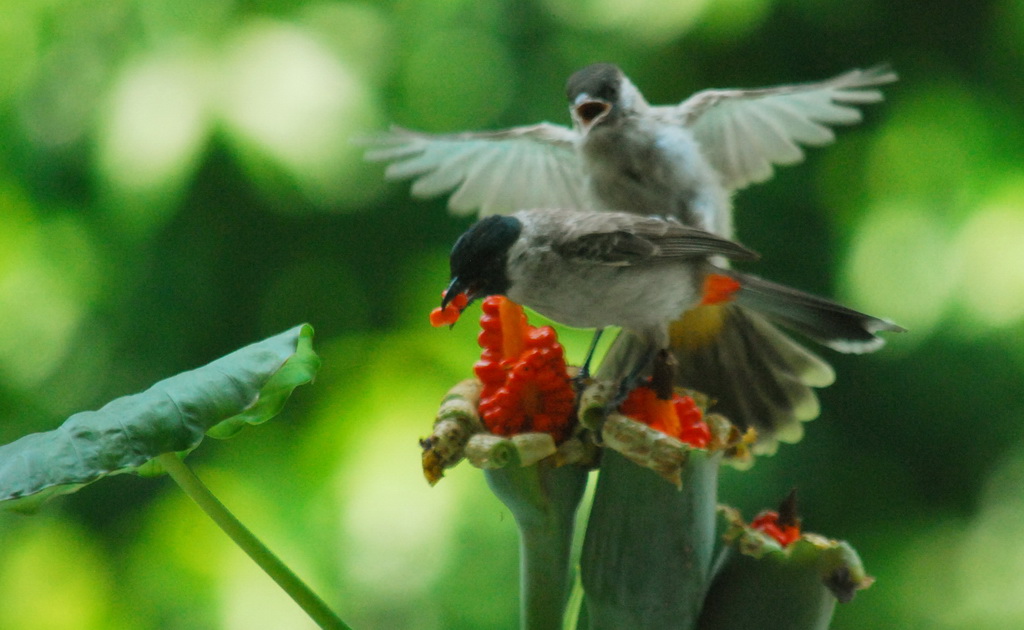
[556, 215, 759, 265]
[656, 66, 896, 190]
[362, 123, 589, 217]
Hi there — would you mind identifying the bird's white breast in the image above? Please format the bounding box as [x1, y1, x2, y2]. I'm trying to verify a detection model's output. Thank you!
[579, 119, 733, 237]
[504, 218, 704, 348]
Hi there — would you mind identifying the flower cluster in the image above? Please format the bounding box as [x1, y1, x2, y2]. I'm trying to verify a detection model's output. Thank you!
[473, 296, 575, 442]
[619, 385, 711, 449]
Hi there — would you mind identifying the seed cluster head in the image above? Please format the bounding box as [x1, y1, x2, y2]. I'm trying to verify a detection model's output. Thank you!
[619, 385, 711, 448]
[474, 297, 575, 442]
[750, 510, 802, 547]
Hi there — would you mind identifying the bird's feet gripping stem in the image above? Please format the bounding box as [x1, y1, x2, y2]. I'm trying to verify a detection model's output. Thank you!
[572, 328, 605, 394]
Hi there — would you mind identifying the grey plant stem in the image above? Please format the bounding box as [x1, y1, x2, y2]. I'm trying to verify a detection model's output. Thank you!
[157, 453, 350, 630]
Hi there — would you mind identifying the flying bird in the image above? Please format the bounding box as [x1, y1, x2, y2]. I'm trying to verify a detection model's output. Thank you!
[366, 63, 895, 236]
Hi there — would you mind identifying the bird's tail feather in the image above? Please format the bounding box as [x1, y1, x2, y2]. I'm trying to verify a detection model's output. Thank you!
[669, 306, 835, 453]
[598, 273, 902, 453]
[727, 270, 905, 354]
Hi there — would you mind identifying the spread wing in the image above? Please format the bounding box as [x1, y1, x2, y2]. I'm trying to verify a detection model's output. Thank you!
[363, 123, 590, 217]
[658, 66, 896, 190]
[557, 215, 759, 266]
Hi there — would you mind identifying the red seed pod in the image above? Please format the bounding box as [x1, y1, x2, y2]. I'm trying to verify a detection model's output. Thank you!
[479, 346, 502, 359]
[429, 306, 459, 327]
[430, 291, 471, 327]
[511, 363, 535, 381]
[533, 370, 555, 387]
[542, 376, 569, 393]
[481, 296, 502, 315]
[619, 386, 710, 448]
[479, 315, 503, 331]
[479, 401, 508, 423]
[477, 329, 502, 350]
[538, 346, 564, 362]
[681, 424, 711, 449]
[549, 404, 575, 418]
[474, 360, 504, 382]
[532, 413, 553, 431]
[503, 377, 525, 396]
[491, 387, 516, 409]
[525, 327, 556, 347]
[674, 396, 700, 420]
[751, 511, 801, 547]
[478, 397, 498, 415]
[469, 297, 576, 442]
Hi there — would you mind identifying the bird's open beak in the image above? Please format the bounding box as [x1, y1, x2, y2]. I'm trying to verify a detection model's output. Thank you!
[572, 93, 612, 133]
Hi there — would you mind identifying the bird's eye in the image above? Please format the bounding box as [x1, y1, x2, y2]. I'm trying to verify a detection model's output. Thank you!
[576, 101, 610, 123]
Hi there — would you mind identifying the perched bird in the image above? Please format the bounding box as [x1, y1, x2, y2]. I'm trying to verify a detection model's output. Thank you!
[441, 209, 904, 419]
[372, 63, 898, 450]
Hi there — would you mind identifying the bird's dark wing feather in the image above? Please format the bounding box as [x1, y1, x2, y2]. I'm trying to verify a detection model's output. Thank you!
[647, 226, 760, 261]
[557, 220, 758, 265]
[558, 230, 657, 265]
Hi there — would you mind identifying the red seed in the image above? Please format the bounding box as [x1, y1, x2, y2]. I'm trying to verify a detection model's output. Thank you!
[478, 330, 502, 350]
[526, 327, 556, 346]
[479, 316, 503, 331]
[429, 305, 461, 327]
[681, 424, 711, 449]
[751, 511, 801, 547]
[481, 297, 502, 315]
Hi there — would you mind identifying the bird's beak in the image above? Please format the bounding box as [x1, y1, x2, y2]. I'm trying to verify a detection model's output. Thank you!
[441, 277, 468, 309]
[572, 93, 612, 133]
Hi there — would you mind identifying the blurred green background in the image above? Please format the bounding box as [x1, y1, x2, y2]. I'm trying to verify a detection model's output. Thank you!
[0, 0, 1022, 628]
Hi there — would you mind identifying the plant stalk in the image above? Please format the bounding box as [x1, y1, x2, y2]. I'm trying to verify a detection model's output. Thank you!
[157, 453, 349, 630]
[518, 512, 576, 630]
[485, 459, 589, 630]
[580, 449, 720, 630]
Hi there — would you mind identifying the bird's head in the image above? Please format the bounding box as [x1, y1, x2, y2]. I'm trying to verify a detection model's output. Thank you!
[566, 63, 646, 134]
[442, 215, 523, 313]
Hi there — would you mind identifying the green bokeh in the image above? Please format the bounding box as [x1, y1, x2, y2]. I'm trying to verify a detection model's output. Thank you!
[0, 0, 1021, 628]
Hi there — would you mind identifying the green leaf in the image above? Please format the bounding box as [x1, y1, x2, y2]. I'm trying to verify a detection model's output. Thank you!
[205, 324, 319, 439]
[0, 324, 319, 512]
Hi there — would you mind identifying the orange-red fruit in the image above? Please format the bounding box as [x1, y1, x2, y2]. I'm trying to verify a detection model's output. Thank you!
[619, 386, 711, 448]
[473, 296, 575, 442]
[429, 291, 470, 327]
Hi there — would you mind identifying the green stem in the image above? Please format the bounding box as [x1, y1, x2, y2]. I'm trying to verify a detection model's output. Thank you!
[580, 450, 720, 630]
[518, 506, 577, 630]
[562, 567, 586, 630]
[157, 453, 350, 630]
[485, 460, 589, 630]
